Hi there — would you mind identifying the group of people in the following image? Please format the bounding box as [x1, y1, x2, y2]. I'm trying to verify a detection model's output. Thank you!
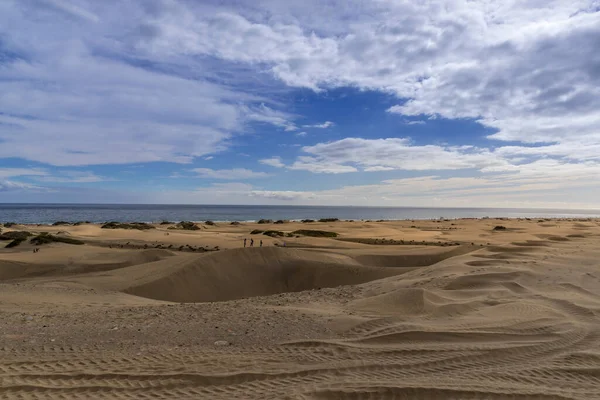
[243, 238, 286, 248]
[243, 238, 262, 247]
[32, 248, 40, 253]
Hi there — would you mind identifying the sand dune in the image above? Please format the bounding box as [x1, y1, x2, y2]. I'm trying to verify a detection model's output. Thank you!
[1, 218, 600, 399]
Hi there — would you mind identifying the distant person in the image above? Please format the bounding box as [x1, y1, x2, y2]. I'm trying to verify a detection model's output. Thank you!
[250, 238, 254, 247]
[244, 238, 247, 248]
[260, 240, 263, 247]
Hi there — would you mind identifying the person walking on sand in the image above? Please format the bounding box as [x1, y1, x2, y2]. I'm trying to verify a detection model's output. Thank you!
[244, 238, 247, 248]
[250, 238, 254, 247]
[260, 240, 263, 247]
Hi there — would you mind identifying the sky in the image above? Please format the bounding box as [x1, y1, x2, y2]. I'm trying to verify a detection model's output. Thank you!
[1, 0, 600, 208]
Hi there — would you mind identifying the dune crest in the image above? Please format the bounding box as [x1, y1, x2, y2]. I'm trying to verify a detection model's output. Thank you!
[1, 218, 600, 399]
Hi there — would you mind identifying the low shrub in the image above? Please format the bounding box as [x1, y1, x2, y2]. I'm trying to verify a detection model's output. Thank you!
[257, 219, 272, 224]
[301, 219, 315, 223]
[263, 230, 284, 237]
[30, 233, 84, 245]
[250, 229, 264, 234]
[205, 220, 216, 226]
[3, 222, 17, 228]
[493, 225, 507, 231]
[274, 220, 286, 224]
[101, 222, 155, 230]
[292, 229, 338, 238]
[6, 239, 24, 248]
[318, 218, 339, 223]
[52, 221, 71, 226]
[169, 221, 200, 230]
[0, 231, 32, 241]
[230, 221, 241, 225]
[159, 220, 173, 225]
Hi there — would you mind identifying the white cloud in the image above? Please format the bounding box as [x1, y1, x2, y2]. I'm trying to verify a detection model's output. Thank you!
[192, 168, 269, 180]
[241, 104, 297, 131]
[0, 168, 108, 184]
[303, 121, 334, 129]
[40, 0, 100, 22]
[364, 166, 395, 172]
[204, 156, 214, 161]
[295, 131, 308, 137]
[0, 168, 48, 179]
[0, 2, 293, 167]
[291, 138, 507, 173]
[289, 156, 358, 174]
[133, 0, 600, 165]
[0, 180, 41, 192]
[259, 157, 285, 168]
[33, 171, 109, 183]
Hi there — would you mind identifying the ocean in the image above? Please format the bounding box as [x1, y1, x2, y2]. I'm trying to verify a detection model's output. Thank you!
[1, 204, 599, 225]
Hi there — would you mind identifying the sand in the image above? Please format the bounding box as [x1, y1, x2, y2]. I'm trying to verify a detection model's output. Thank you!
[1, 218, 600, 399]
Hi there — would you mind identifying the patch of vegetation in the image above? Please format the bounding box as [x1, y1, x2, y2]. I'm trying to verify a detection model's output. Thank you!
[159, 220, 173, 225]
[3, 222, 17, 228]
[30, 233, 84, 246]
[205, 220, 216, 226]
[52, 221, 72, 226]
[6, 239, 24, 248]
[230, 221, 241, 225]
[168, 221, 200, 231]
[263, 230, 284, 237]
[493, 226, 507, 231]
[318, 218, 339, 223]
[250, 229, 264, 234]
[73, 221, 91, 226]
[301, 219, 315, 223]
[257, 219, 272, 224]
[0, 231, 32, 241]
[292, 229, 338, 238]
[274, 220, 286, 224]
[102, 222, 156, 230]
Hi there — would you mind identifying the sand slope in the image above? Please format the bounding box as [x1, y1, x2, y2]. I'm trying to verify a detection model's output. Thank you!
[1, 218, 600, 399]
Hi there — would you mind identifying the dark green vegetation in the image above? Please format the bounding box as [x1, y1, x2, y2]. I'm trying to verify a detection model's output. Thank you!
[73, 221, 91, 226]
[159, 221, 173, 225]
[205, 220, 216, 226]
[1, 231, 33, 248]
[263, 230, 284, 237]
[3, 222, 17, 228]
[52, 221, 72, 226]
[0, 231, 32, 241]
[30, 233, 84, 246]
[493, 226, 507, 231]
[168, 221, 201, 231]
[102, 222, 155, 230]
[301, 219, 315, 223]
[230, 221, 241, 225]
[292, 229, 338, 238]
[318, 218, 339, 223]
[6, 239, 24, 248]
[338, 238, 461, 246]
[257, 219, 272, 224]
[274, 220, 286, 224]
[250, 229, 264, 235]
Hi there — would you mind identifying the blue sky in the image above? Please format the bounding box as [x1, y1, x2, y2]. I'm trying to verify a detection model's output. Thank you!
[1, 0, 600, 208]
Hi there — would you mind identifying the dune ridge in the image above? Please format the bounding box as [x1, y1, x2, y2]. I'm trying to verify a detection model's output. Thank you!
[1, 218, 600, 399]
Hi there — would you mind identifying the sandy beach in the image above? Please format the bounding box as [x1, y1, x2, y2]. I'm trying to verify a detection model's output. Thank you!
[1, 218, 600, 399]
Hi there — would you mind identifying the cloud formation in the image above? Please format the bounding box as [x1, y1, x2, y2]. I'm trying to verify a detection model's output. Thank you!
[1, 0, 599, 207]
[192, 168, 269, 180]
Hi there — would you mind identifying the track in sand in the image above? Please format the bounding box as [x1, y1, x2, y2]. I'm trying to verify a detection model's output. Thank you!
[1, 219, 600, 399]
